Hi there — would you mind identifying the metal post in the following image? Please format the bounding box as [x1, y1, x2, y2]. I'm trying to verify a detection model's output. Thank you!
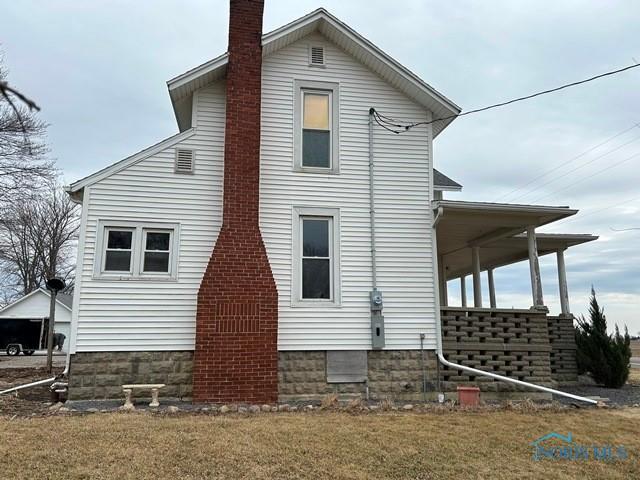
[487, 268, 496, 308]
[472, 246, 482, 308]
[46, 290, 57, 373]
[460, 276, 467, 307]
[527, 226, 544, 308]
[439, 256, 448, 307]
[556, 248, 570, 315]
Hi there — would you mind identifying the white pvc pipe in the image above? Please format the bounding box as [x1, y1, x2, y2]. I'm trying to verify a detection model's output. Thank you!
[431, 207, 597, 405]
[435, 352, 597, 405]
[0, 376, 57, 395]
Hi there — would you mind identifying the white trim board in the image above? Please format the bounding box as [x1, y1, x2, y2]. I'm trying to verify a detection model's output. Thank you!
[67, 128, 196, 194]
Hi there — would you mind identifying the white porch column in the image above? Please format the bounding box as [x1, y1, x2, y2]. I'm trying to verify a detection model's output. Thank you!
[460, 276, 467, 307]
[472, 246, 482, 308]
[439, 256, 448, 307]
[556, 248, 570, 315]
[527, 226, 545, 308]
[487, 268, 496, 308]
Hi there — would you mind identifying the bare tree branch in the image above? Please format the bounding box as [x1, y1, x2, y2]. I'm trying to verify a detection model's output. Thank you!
[0, 184, 79, 302]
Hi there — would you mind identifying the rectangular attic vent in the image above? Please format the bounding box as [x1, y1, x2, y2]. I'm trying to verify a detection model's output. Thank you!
[309, 45, 325, 66]
[175, 149, 195, 173]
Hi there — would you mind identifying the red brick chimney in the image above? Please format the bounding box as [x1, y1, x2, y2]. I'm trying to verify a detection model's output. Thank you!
[193, 0, 278, 404]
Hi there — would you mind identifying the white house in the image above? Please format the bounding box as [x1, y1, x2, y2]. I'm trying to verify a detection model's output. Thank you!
[65, 3, 595, 402]
[0, 288, 72, 351]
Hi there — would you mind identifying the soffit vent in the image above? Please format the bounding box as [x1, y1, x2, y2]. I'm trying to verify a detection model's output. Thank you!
[175, 148, 195, 174]
[309, 45, 325, 66]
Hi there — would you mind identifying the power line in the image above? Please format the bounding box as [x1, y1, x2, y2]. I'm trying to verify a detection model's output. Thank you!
[610, 227, 640, 232]
[371, 62, 640, 131]
[494, 122, 640, 202]
[552, 195, 640, 227]
[531, 150, 640, 203]
[508, 133, 640, 202]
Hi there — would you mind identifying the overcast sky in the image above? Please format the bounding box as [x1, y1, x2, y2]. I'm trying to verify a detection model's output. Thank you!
[3, 1, 639, 332]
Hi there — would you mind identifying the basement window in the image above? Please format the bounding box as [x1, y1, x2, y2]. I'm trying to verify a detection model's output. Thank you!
[293, 80, 339, 174]
[95, 221, 179, 281]
[291, 206, 341, 307]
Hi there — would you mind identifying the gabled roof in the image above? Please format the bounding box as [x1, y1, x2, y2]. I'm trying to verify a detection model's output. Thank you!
[434, 169, 462, 191]
[0, 288, 73, 316]
[167, 8, 460, 137]
[67, 128, 196, 196]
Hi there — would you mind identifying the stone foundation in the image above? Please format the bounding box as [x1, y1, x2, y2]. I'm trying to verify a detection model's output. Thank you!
[278, 350, 439, 402]
[68, 351, 193, 401]
[547, 315, 578, 384]
[69, 309, 577, 402]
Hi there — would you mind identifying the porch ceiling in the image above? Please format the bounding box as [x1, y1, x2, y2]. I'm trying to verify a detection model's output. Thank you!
[433, 200, 594, 280]
[443, 233, 597, 280]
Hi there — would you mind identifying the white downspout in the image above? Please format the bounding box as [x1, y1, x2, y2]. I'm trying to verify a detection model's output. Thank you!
[430, 202, 597, 405]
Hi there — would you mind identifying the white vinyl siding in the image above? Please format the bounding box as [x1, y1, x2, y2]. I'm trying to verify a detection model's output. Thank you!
[260, 34, 437, 351]
[73, 82, 226, 352]
[73, 33, 437, 353]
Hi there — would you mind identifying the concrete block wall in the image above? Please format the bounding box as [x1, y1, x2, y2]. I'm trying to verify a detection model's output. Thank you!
[547, 315, 578, 384]
[440, 308, 553, 392]
[278, 350, 438, 402]
[68, 351, 193, 400]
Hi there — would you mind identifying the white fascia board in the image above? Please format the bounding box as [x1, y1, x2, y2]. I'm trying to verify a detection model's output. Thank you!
[315, 9, 461, 116]
[167, 53, 229, 94]
[432, 200, 578, 217]
[0, 289, 43, 314]
[0, 288, 73, 315]
[166, 8, 461, 122]
[434, 185, 463, 192]
[68, 128, 196, 193]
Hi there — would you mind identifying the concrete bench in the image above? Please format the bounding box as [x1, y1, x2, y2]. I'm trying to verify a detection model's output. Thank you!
[121, 384, 165, 409]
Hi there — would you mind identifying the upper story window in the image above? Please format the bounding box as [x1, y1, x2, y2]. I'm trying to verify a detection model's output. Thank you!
[292, 206, 341, 307]
[303, 92, 331, 168]
[95, 221, 179, 281]
[293, 80, 339, 174]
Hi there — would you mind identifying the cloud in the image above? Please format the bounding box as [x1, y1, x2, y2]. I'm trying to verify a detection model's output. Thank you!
[3, 1, 638, 331]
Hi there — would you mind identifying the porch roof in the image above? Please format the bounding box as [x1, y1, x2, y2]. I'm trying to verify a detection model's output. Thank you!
[433, 200, 595, 280]
[442, 233, 597, 280]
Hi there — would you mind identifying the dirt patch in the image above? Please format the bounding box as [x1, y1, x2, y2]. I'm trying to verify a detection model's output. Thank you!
[0, 367, 64, 416]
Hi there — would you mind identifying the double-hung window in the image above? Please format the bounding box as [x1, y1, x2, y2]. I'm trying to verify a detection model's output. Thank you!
[103, 228, 134, 273]
[142, 230, 172, 273]
[95, 221, 179, 280]
[294, 80, 339, 173]
[292, 207, 341, 306]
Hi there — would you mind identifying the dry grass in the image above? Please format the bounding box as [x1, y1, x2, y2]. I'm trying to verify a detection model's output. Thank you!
[631, 340, 640, 357]
[1, 409, 639, 479]
[628, 369, 640, 385]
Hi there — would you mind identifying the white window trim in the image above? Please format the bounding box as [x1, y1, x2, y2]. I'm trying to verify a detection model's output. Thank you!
[94, 220, 180, 281]
[140, 229, 174, 278]
[293, 79, 340, 174]
[102, 226, 135, 274]
[291, 206, 341, 307]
